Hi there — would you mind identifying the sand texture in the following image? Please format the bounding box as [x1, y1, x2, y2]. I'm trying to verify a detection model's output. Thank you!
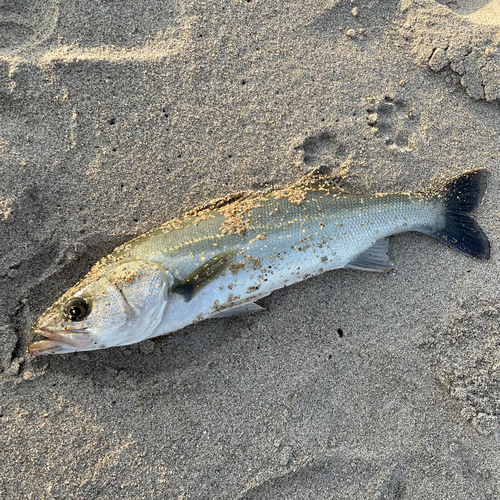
[2, 0, 500, 498]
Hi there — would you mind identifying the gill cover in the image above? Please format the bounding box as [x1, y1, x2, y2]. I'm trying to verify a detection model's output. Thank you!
[91, 259, 171, 347]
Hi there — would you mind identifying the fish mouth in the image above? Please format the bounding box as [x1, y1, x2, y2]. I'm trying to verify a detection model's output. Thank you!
[27, 327, 92, 355]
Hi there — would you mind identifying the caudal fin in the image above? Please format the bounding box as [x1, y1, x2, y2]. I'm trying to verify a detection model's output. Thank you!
[430, 169, 490, 260]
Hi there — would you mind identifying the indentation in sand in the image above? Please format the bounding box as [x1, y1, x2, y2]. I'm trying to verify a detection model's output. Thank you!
[0, 26, 192, 69]
[467, 0, 500, 27]
[366, 95, 418, 152]
[35, 36, 190, 65]
[0, 22, 34, 49]
[0, 0, 58, 54]
[56, 0, 177, 49]
[427, 292, 500, 439]
[294, 130, 346, 170]
[0, 0, 189, 65]
[237, 456, 410, 500]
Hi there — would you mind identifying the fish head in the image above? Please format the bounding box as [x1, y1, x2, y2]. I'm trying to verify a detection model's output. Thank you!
[28, 259, 171, 355]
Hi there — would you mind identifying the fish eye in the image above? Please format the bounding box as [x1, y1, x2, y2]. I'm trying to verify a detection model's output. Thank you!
[63, 298, 90, 321]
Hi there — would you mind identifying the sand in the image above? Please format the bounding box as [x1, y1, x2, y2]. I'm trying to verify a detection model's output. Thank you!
[1, 0, 500, 498]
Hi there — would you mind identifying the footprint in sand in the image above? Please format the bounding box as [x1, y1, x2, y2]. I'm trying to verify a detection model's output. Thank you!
[402, 0, 500, 102]
[366, 95, 418, 152]
[237, 456, 409, 500]
[295, 130, 346, 170]
[0, 0, 58, 54]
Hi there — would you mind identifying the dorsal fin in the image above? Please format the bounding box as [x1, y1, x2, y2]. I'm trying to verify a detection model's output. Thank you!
[184, 192, 251, 217]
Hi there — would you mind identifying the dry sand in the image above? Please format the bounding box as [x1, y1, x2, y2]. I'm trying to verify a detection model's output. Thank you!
[2, 0, 500, 498]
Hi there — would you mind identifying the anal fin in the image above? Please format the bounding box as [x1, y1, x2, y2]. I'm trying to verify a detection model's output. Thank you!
[346, 238, 392, 272]
[210, 302, 264, 319]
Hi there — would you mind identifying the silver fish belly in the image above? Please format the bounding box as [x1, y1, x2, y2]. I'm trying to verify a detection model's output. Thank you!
[28, 170, 489, 355]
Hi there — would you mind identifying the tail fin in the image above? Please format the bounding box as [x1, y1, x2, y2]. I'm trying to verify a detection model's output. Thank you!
[430, 169, 490, 260]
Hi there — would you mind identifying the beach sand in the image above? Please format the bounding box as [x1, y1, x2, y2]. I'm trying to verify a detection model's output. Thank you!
[2, 0, 500, 498]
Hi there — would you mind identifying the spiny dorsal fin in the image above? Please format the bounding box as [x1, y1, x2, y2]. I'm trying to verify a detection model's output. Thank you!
[172, 249, 237, 301]
[184, 192, 251, 217]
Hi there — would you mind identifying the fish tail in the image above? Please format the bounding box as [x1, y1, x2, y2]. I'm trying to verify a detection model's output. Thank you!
[429, 169, 490, 260]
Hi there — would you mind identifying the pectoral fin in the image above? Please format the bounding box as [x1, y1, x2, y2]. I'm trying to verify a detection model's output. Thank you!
[172, 249, 236, 301]
[346, 238, 392, 272]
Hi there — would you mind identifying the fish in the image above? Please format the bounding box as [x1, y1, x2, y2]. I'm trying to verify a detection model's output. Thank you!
[28, 169, 490, 355]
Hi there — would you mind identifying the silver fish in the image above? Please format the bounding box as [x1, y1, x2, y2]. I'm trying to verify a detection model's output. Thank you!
[29, 169, 489, 355]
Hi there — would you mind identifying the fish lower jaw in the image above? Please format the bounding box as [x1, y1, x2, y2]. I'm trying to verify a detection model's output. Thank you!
[27, 339, 77, 356]
[28, 327, 93, 354]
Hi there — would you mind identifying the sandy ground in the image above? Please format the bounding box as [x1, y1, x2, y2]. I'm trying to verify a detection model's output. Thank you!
[1, 0, 500, 498]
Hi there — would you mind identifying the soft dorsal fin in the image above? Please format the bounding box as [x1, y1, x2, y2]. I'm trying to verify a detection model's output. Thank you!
[172, 249, 236, 301]
[346, 238, 392, 272]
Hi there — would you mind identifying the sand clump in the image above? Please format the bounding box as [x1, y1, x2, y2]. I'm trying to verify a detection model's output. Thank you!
[403, 0, 500, 101]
